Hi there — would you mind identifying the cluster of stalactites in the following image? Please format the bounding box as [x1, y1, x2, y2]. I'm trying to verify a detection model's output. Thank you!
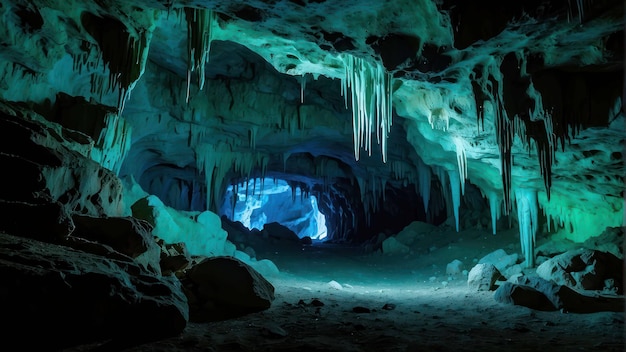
[340, 54, 393, 163]
[195, 142, 269, 212]
[89, 112, 132, 175]
[355, 173, 388, 226]
[80, 12, 153, 114]
[470, 53, 573, 266]
[182, 7, 216, 103]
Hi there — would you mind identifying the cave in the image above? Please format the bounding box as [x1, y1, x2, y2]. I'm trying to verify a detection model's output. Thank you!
[0, 0, 624, 351]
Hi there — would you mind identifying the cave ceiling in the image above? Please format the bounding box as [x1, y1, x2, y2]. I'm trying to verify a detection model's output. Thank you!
[0, 0, 623, 241]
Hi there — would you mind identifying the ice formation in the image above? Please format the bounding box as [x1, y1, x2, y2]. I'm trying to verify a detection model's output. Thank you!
[341, 54, 393, 162]
[515, 189, 538, 268]
[183, 8, 216, 103]
[0, 0, 622, 271]
[89, 114, 132, 175]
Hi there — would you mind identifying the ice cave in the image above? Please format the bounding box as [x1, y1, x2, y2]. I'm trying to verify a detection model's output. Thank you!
[0, 0, 624, 351]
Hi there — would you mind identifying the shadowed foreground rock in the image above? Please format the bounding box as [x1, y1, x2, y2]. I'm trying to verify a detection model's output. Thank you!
[181, 256, 275, 322]
[0, 232, 188, 350]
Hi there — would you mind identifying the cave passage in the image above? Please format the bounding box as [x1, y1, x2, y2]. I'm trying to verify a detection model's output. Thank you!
[219, 177, 327, 240]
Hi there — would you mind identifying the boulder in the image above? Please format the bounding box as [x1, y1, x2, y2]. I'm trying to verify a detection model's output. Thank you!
[0, 198, 74, 242]
[394, 221, 434, 246]
[263, 222, 301, 243]
[495, 275, 624, 313]
[181, 256, 275, 322]
[0, 232, 188, 350]
[536, 249, 623, 294]
[494, 281, 557, 311]
[478, 248, 519, 272]
[71, 214, 161, 273]
[467, 263, 504, 291]
[0, 106, 126, 217]
[157, 239, 193, 276]
[382, 236, 410, 255]
[446, 259, 464, 276]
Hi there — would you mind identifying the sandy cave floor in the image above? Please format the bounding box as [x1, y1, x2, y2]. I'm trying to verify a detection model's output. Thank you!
[67, 227, 625, 352]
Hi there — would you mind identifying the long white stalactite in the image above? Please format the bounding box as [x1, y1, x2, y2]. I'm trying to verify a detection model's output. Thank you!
[341, 54, 393, 163]
[447, 170, 461, 232]
[453, 137, 468, 195]
[515, 188, 538, 268]
[184, 8, 216, 103]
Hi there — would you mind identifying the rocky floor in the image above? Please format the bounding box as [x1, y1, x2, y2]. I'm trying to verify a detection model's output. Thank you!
[63, 226, 625, 352]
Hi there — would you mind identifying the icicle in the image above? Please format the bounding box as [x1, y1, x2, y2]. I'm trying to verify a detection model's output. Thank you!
[244, 176, 249, 201]
[515, 188, 538, 268]
[90, 112, 132, 175]
[300, 74, 306, 103]
[453, 137, 468, 195]
[447, 170, 461, 232]
[184, 7, 216, 103]
[249, 126, 258, 150]
[283, 152, 290, 172]
[231, 183, 237, 220]
[341, 54, 393, 163]
[488, 191, 501, 235]
[417, 160, 431, 212]
[260, 177, 265, 198]
[81, 12, 152, 114]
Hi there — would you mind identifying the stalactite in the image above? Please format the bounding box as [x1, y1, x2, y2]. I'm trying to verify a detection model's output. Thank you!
[471, 71, 488, 133]
[230, 182, 238, 220]
[488, 191, 501, 235]
[300, 74, 306, 103]
[448, 170, 461, 232]
[89, 113, 132, 175]
[249, 126, 258, 150]
[453, 137, 468, 195]
[195, 142, 269, 212]
[341, 54, 393, 162]
[417, 159, 432, 214]
[485, 64, 514, 214]
[183, 7, 216, 103]
[80, 12, 152, 113]
[515, 188, 538, 268]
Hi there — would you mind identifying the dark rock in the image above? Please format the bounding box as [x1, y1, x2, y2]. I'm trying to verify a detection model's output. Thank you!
[512, 275, 563, 309]
[71, 214, 157, 260]
[263, 222, 301, 243]
[497, 275, 625, 313]
[261, 323, 289, 338]
[536, 249, 623, 294]
[181, 256, 275, 322]
[311, 298, 325, 306]
[494, 281, 557, 311]
[0, 104, 126, 218]
[0, 232, 188, 350]
[382, 303, 396, 310]
[352, 306, 371, 313]
[0, 198, 74, 242]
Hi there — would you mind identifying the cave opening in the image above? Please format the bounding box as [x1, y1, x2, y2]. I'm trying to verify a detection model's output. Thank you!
[219, 177, 328, 241]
